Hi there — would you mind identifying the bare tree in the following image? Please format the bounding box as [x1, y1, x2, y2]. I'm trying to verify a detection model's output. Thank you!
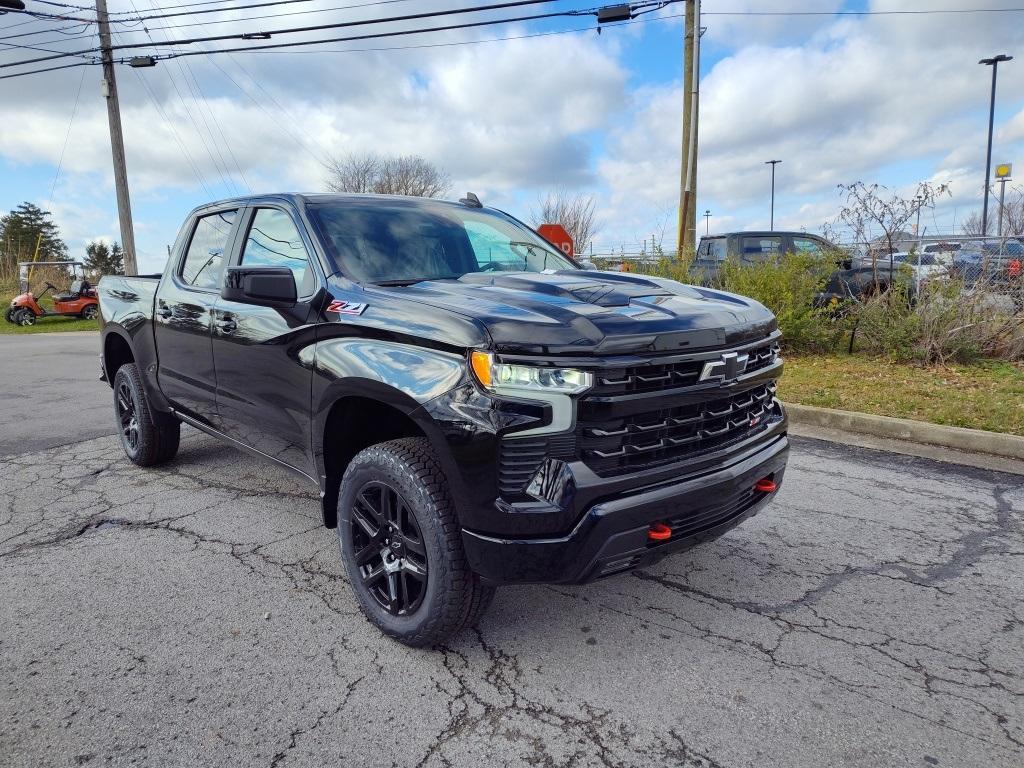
[962, 186, 1024, 238]
[833, 181, 950, 289]
[531, 190, 600, 253]
[324, 152, 451, 198]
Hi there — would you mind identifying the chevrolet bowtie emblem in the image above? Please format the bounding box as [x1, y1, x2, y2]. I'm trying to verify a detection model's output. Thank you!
[699, 352, 749, 383]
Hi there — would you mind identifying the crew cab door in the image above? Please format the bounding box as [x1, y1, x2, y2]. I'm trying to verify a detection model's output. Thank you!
[211, 205, 319, 475]
[154, 207, 239, 425]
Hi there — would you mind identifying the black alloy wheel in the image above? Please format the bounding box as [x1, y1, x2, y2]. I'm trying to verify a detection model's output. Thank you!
[350, 481, 428, 616]
[110, 363, 180, 466]
[116, 379, 140, 453]
[16, 309, 35, 326]
[82, 304, 99, 320]
[338, 438, 495, 646]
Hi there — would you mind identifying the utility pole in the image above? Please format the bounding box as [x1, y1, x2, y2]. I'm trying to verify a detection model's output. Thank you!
[96, 0, 138, 275]
[765, 160, 781, 230]
[704, 209, 711, 235]
[676, 0, 700, 258]
[979, 54, 1013, 238]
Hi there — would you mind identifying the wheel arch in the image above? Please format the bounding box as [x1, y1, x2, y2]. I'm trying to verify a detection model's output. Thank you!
[315, 380, 462, 529]
[102, 328, 135, 385]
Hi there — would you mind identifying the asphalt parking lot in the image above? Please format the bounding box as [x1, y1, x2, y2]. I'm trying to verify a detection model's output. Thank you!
[1, 334, 1022, 767]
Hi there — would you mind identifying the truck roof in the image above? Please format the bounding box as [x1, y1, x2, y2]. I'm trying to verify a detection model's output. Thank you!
[189, 192, 482, 214]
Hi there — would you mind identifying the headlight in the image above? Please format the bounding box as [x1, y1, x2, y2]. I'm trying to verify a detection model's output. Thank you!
[470, 351, 592, 395]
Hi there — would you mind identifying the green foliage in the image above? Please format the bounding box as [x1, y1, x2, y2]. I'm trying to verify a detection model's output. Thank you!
[0, 202, 69, 281]
[84, 240, 124, 277]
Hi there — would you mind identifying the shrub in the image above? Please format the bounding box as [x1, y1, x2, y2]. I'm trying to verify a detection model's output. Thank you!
[852, 279, 1024, 363]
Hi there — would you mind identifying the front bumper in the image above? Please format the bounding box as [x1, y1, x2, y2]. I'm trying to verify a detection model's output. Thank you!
[462, 432, 788, 585]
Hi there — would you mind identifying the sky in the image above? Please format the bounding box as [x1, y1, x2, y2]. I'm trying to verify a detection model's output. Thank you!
[1, 0, 1023, 271]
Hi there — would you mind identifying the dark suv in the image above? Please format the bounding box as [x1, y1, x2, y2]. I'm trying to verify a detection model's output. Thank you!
[692, 231, 906, 300]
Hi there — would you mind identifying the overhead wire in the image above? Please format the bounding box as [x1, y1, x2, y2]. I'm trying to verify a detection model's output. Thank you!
[139, 0, 251, 194]
[45, 63, 88, 210]
[1, 0, 569, 66]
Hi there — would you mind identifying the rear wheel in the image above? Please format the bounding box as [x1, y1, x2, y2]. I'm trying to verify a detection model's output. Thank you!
[338, 438, 494, 647]
[81, 304, 99, 320]
[112, 363, 180, 466]
[15, 309, 35, 326]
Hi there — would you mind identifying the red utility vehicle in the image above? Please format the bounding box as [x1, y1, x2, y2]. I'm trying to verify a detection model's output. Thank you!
[5, 261, 99, 326]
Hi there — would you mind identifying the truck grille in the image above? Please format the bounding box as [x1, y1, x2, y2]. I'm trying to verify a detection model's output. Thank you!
[577, 382, 781, 476]
[593, 342, 779, 396]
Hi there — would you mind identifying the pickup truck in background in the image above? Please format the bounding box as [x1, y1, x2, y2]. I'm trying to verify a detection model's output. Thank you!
[98, 193, 788, 646]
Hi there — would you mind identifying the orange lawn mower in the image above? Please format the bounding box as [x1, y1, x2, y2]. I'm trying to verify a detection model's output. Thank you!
[5, 261, 99, 326]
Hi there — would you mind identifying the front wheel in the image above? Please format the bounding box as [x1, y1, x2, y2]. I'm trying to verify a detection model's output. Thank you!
[4, 307, 18, 324]
[112, 363, 180, 466]
[338, 438, 494, 647]
[15, 309, 36, 326]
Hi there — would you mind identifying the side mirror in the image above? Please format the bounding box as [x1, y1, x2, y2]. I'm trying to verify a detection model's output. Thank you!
[221, 266, 296, 308]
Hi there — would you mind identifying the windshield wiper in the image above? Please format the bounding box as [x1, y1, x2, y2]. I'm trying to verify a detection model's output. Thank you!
[370, 276, 460, 287]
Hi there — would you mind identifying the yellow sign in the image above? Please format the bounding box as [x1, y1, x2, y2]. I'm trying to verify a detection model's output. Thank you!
[995, 163, 1012, 179]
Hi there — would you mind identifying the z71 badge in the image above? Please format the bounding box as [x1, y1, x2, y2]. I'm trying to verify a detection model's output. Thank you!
[326, 300, 368, 316]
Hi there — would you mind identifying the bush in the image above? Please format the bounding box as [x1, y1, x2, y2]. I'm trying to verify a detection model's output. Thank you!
[852, 279, 1024, 364]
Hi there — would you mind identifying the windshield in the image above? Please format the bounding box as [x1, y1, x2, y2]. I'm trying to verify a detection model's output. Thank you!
[307, 200, 577, 284]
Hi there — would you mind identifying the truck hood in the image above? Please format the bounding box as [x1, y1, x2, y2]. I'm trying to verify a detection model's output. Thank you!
[368, 270, 777, 355]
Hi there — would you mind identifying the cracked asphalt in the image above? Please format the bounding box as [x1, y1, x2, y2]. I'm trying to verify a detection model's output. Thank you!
[2, 338, 1023, 767]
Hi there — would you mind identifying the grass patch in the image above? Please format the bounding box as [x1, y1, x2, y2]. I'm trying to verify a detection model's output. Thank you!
[780, 354, 1024, 435]
[0, 316, 99, 334]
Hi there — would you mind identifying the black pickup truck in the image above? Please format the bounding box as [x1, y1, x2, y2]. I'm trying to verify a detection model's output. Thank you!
[98, 193, 788, 646]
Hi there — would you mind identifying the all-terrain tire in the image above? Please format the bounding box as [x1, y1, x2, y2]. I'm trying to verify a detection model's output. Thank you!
[15, 309, 35, 326]
[112, 363, 180, 466]
[81, 304, 99, 320]
[338, 438, 495, 647]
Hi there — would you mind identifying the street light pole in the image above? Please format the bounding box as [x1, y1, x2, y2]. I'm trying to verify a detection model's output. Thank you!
[704, 210, 711, 236]
[979, 54, 1013, 237]
[765, 160, 781, 230]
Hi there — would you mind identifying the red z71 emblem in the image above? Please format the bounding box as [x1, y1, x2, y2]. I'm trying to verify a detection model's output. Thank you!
[327, 300, 368, 316]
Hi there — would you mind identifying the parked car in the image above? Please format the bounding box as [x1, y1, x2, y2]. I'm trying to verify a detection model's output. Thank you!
[952, 239, 1024, 285]
[98, 193, 789, 646]
[692, 231, 907, 300]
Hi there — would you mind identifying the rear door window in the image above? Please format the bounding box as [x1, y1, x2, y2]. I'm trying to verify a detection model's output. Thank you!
[741, 237, 782, 261]
[181, 210, 237, 290]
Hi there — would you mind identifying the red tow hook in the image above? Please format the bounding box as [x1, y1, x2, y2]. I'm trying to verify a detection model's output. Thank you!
[754, 478, 777, 493]
[648, 522, 672, 542]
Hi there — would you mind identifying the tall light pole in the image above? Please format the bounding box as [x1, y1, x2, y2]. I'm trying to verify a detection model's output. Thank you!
[979, 54, 1013, 237]
[765, 160, 781, 230]
[704, 209, 711, 236]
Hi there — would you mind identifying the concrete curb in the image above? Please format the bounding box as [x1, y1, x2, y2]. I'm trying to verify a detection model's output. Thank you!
[784, 402, 1024, 462]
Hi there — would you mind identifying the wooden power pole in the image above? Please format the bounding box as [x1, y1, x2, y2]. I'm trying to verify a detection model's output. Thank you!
[95, 0, 138, 275]
[676, 0, 700, 257]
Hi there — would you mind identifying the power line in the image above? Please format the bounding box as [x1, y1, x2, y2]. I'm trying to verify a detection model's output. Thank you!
[150, 6, 602, 61]
[140, 0, 251, 194]
[45, 64, 87, 210]
[1, 0, 567, 66]
[139, 0, 444, 34]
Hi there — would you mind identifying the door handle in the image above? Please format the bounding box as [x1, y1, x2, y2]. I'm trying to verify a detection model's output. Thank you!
[215, 318, 237, 334]
[156, 303, 172, 319]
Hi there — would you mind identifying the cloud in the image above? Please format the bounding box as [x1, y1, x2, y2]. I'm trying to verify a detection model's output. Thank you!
[598, 0, 1024, 243]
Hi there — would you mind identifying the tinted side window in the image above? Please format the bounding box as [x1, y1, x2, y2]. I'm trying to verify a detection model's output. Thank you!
[241, 208, 314, 294]
[741, 237, 782, 257]
[792, 237, 824, 256]
[181, 210, 236, 290]
[699, 239, 726, 262]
